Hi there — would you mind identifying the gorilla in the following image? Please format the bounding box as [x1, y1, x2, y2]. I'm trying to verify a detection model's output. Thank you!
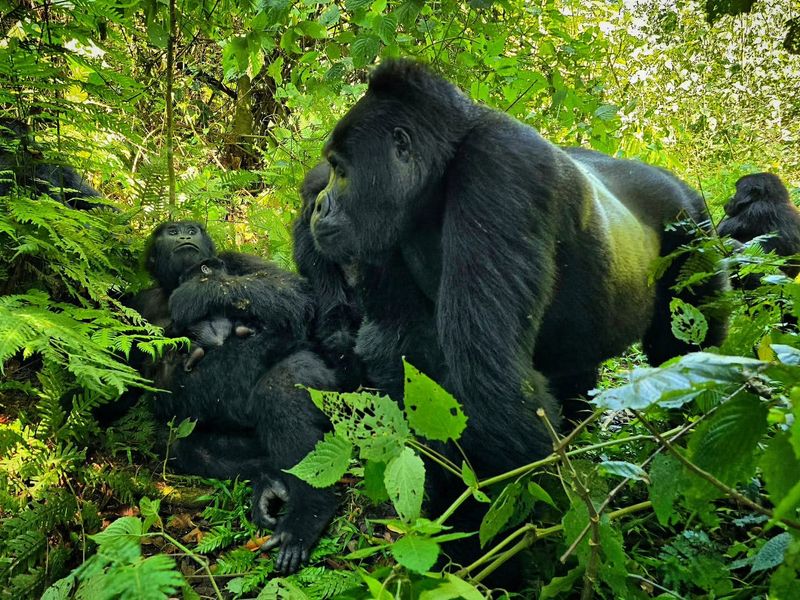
[0, 118, 108, 210]
[175, 257, 256, 371]
[308, 60, 727, 574]
[718, 173, 800, 280]
[293, 162, 363, 391]
[133, 221, 338, 574]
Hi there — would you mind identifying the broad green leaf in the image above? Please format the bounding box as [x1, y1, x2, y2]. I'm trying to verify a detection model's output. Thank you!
[648, 454, 682, 525]
[688, 393, 767, 487]
[751, 532, 792, 573]
[772, 478, 800, 522]
[359, 572, 394, 600]
[342, 544, 387, 560]
[528, 481, 556, 508]
[599, 460, 649, 482]
[351, 34, 380, 68]
[418, 573, 485, 600]
[390, 534, 439, 573]
[670, 298, 709, 345]
[594, 352, 764, 411]
[479, 482, 521, 547]
[285, 433, 352, 488]
[772, 344, 800, 365]
[540, 565, 584, 599]
[385, 447, 425, 521]
[174, 417, 196, 439]
[593, 104, 619, 122]
[308, 389, 409, 462]
[403, 360, 467, 442]
[761, 433, 800, 505]
[363, 460, 389, 503]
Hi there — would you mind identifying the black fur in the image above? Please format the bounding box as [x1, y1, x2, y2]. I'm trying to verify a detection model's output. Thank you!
[309, 60, 728, 579]
[293, 163, 363, 390]
[0, 118, 108, 210]
[134, 221, 338, 574]
[718, 173, 800, 279]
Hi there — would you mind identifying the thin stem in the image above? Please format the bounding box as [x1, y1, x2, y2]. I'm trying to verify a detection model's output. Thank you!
[635, 411, 800, 531]
[165, 0, 177, 214]
[408, 440, 461, 478]
[149, 532, 223, 600]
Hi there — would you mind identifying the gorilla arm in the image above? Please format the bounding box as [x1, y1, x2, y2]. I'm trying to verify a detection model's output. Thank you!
[168, 259, 314, 342]
[435, 120, 566, 473]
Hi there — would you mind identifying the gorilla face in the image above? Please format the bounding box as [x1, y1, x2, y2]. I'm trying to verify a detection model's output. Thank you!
[310, 93, 430, 264]
[146, 221, 216, 291]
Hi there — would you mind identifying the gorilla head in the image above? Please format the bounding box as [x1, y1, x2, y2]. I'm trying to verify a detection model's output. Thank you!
[310, 62, 474, 264]
[145, 221, 216, 292]
[724, 173, 791, 217]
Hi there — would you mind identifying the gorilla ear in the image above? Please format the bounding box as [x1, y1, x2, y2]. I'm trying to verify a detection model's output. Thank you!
[393, 127, 411, 162]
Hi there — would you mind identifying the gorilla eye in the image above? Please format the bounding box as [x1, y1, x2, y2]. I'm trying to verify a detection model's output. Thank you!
[328, 155, 346, 179]
[188, 226, 197, 235]
[167, 227, 178, 235]
[393, 127, 412, 162]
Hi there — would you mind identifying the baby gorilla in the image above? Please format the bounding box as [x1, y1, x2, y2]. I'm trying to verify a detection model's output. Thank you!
[177, 258, 256, 371]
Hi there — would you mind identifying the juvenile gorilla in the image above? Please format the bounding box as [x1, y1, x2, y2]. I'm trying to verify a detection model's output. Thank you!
[176, 257, 256, 371]
[136, 221, 338, 574]
[718, 173, 800, 280]
[310, 60, 727, 566]
[293, 162, 363, 390]
[0, 118, 107, 210]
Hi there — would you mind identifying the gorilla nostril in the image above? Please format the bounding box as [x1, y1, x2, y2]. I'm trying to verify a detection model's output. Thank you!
[316, 193, 331, 219]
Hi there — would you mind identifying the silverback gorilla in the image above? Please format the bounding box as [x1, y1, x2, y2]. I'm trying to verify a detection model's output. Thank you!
[718, 173, 800, 280]
[308, 60, 727, 569]
[134, 221, 338, 573]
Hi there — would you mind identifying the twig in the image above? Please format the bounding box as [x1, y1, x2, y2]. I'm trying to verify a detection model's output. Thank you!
[538, 408, 599, 600]
[634, 411, 800, 531]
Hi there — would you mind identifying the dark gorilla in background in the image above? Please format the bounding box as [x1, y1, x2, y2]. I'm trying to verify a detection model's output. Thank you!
[133, 221, 338, 574]
[718, 173, 800, 280]
[293, 162, 363, 390]
[309, 60, 727, 577]
[0, 118, 107, 210]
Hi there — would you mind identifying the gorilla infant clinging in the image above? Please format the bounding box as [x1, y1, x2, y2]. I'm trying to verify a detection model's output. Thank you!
[308, 60, 727, 566]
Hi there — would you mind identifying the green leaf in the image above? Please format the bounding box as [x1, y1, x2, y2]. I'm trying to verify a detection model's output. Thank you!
[761, 433, 800, 505]
[688, 393, 767, 487]
[772, 478, 800, 522]
[479, 483, 521, 547]
[527, 481, 556, 508]
[308, 389, 409, 462]
[363, 460, 389, 503]
[285, 433, 352, 488]
[540, 565, 584, 599]
[648, 454, 682, 525]
[418, 573, 485, 600]
[670, 298, 709, 345]
[593, 104, 619, 122]
[751, 532, 792, 573]
[461, 462, 478, 488]
[299, 21, 327, 40]
[403, 360, 467, 442]
[390, 534, 440, 573]
[594, 352, 764, 410]
[343, 543, 388, 560]
[174, 417, 196, 439]
[351, 34, 380, 68]
[599, 460, 649, 482]
[384, 447, 425, 521]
